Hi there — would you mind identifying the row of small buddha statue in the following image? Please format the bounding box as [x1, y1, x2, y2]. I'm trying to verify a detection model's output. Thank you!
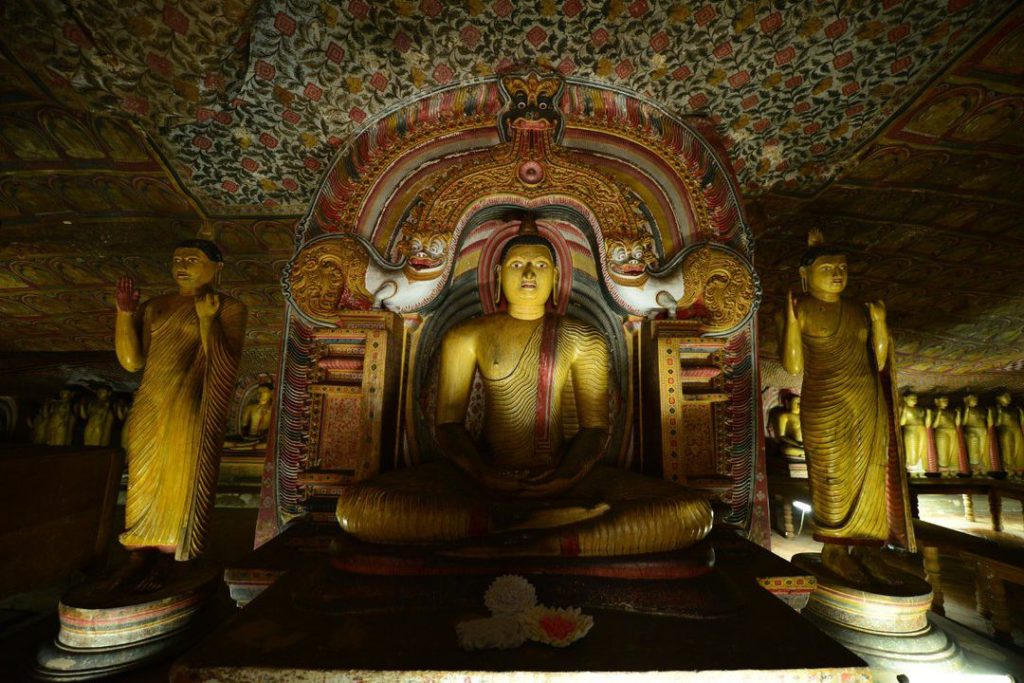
[29, 386, 127, 447]
[900, 391, 1024, 477]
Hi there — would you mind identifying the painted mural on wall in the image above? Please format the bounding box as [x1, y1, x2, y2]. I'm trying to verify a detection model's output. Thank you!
[0, 0, 1005, 213]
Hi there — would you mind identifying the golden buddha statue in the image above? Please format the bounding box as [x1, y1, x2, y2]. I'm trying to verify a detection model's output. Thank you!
[993, 391, 1023, 475]
[335, 229, 712, 557]
[960, 393, 990, 473]
[44, 388, 77, 446]
[771, 394, 804, 459]
[899, 392, 929, 475]
[930, 396, 958, 473]
[112, 239, 246, 589]
[779, 230, 908, 584]
[80, 386, 117, 447]
[29, 401, 50, 445]
[225, 384, 274, 450]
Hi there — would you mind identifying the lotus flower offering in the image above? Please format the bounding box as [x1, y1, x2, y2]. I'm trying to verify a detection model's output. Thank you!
[456, 575, 593, 651]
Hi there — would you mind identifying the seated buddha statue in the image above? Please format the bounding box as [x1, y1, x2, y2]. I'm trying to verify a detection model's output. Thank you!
[770, 394, 804, 459]
[335, 227, 713, 557]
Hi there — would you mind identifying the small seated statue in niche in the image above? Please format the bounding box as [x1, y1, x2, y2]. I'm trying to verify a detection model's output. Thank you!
[80, 386, 117, 447]
[225, 384, 274, 449]
[770, 394, 804, 459]
[336, 224, 713, 557]
[993, 391, 1023, 475]
[960, 393, 990, 473]
[899, 392, 928, 475]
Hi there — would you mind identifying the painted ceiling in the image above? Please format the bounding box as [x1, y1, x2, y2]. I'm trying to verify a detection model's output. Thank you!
[0, 0, 1022, 390]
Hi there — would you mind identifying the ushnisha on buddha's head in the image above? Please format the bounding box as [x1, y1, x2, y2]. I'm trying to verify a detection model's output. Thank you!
[495, 216, 559, 319]
[171, 239, 224, 295]
[799, 229, 847, 302]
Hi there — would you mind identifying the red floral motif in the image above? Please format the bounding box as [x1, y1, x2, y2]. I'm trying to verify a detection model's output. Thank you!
[728, 71, 750, 88]
[420, 0, 443, 17]
[460, 26, 481, 50]
[393, 31, 412, 52]
[433, 64, 454, 84]
[282, 178, 299, 191]
[162, 5, 189, 35]
[833, 51, 853, 69]
[761, 13, 782, 34]
[221, 180, 239, 193]
[370, 72, 388, 91]
[741, 94, 759, 109]
[259, 133, 279, 149]
[263, 198, 278, 208]
[615, 60, 634, 79]
[192, 135, 212, 150]
[196, 108, 214, 122]
[810, 142, 826, 154]
[214, 111, 233, 125]
[121, 96, 149, 116]
[591, 28, 609, 48]
[349, 108, 366, 123]
[304, 83, 322, 101]
[255, 59, 276, 81]
[649, 31, 669, 52]
[328, 136, 343, 146]
[847, 103, 865, 116]
[892, 56, 913, 73]
[62, 23, 93, 49]
[282, 110, 300, 124]
[841, 81, 860, 96]
[688, 93, 708, 109]
[326, 42, 345, 63]
[204, 73, 224, 90]
[241, 157, 259, 172]
[672, 66, 692, 80]
[628, 0, 648, 18]
[348, 0, 369, 20]
[304, 157, 322, 171]
[274, 12, 296, 36]
[794, 101, 811, 114]
[694, 5, 716, 26]
[563, 0, 582, 18]
[803, 122, 821, 134]
[496, 58, 514, 73]
[493, 0, 513, 18]
[888, 23, 910, 43]
[825, 18, 848, 40]
[785, 75, 803, 89]
[146, 52, 173, 77]
[752, 119, 771, 133]
[557, 58, 576, 75]
[713, 42, 733, 59]
[775, 46, 796, 66]
[526, 26, 547, 47]
[947, 0, 971, 12]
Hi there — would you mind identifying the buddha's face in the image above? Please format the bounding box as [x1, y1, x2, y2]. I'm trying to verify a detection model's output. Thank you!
[790, 396, 800, 414]
[96, 388, 110, 400]
[59, 389, 72, 401]
[997, 392, 1012, 407]
[935, 396, 949, 409]
[171, 247, 220, 289]
[965, 394, 978, 407]
[256, 386, 273, 404]
[904, 394, 918, 407]
[500, 244, 556, 306]
[802, 254, 847, 297]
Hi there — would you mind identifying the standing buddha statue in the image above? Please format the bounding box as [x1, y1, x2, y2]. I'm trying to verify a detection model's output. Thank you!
[993, 391, 1023, 476]
[80, 386, 117, 447]
[778, 230, 912, 584]
[960, 393, 989, 473]
[930, 396, 958, 474]
[335, 224, 712, 557]
[112, 239, 246, 589]
[44, 388, 77, 446]
[899, 393, 929, 475]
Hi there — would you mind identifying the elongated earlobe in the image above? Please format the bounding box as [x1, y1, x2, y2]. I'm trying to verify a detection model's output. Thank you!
[799, 267, 807, 294]
[493, 265, 502, 306]
[550, 270, 560, 308]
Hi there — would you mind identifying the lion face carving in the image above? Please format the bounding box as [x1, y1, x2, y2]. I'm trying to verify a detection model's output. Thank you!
[397, 228, 449, 281]
[605, 235, 656, 287]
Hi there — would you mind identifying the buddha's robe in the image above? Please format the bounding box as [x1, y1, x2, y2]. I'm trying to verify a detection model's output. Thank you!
[336, 315, 712, 556]
[801, 299, 891, 544]
[120, 296, 245, 560]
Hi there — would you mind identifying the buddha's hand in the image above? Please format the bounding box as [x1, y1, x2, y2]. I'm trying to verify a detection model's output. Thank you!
[867, 300, 886, 322]
[516, 467, 582, 498]
[195, 292, 221, 320]
[116, 276, 140, 313]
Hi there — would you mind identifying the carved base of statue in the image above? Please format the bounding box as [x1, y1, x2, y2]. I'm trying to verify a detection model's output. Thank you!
[792, 552, 964, 676]
[34, 560, 220, 681]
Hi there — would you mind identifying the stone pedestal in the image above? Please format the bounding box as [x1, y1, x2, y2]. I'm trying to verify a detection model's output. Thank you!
[792, 552, 963, 676]
[34, 561, 219, 681]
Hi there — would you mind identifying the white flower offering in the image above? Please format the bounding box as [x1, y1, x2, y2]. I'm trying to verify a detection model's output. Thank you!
[483, 574, 538, 616]
[456, 616, 527, 651]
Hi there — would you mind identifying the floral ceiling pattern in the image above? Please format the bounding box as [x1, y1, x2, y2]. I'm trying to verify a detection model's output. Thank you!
[0, 0, 1008, 214]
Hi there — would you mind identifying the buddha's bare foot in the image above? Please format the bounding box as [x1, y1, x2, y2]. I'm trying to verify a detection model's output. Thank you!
[502, 503, 610, 532]
[850, 546, 905, 586]
[134, 553, 174, 594]
[105, 549, 156, 593]
[821, 544, 870, 585]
